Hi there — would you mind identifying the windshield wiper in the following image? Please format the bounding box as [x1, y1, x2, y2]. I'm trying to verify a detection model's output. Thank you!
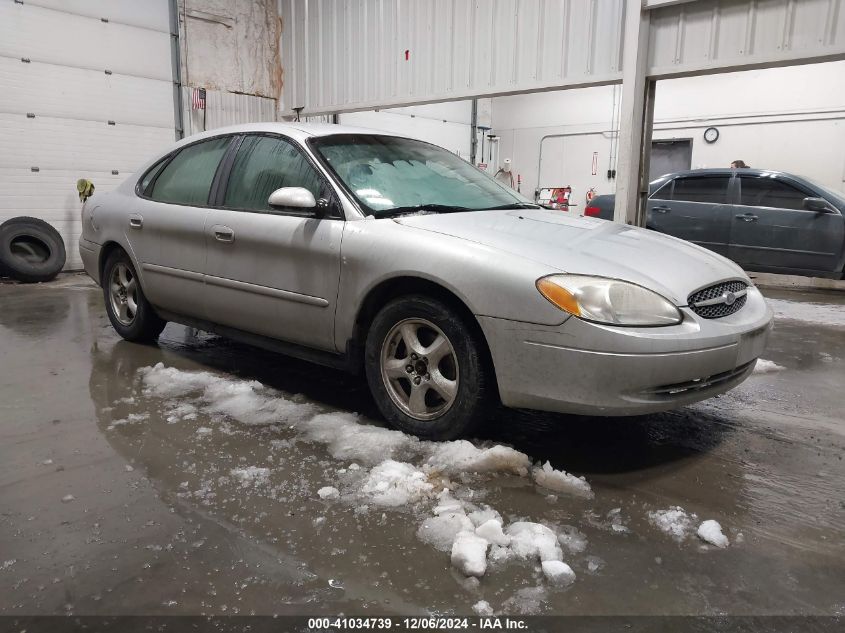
[478, 202, 541, 210]
[378, 204, 473, 218]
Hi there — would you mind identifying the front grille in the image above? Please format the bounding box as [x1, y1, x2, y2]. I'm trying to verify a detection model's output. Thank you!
[644, 360, 756, 397]
[687, 280, 748, 319]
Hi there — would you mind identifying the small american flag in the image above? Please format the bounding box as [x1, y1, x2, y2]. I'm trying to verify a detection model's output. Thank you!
[191, 87, 206, 110]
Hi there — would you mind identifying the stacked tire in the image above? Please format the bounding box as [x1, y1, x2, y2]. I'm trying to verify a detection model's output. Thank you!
[0, 217, 66, 283]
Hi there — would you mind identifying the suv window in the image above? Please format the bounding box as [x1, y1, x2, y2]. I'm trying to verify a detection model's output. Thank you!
[649, 180, 672, 199]
[740, 176, 807, 210]
[224, 135, 323, 212]
[671, 176, 730, 204]
[148, 137, 231, 206]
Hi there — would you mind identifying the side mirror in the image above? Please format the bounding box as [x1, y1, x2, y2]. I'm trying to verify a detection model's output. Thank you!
[268, 187, 317, 209]
[803, 197, 833, 213]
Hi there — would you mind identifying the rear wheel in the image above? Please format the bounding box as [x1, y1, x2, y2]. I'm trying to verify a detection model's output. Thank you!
[365, 295, 492, 441]
[102, 250, 166, 342]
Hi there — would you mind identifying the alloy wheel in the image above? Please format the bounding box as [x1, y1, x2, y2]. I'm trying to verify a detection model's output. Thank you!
[109, 262, 138, 326]
[380, 318, 459, 421]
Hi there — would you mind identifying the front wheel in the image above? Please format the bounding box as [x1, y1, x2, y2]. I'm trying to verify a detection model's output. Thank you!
[102, 250, 166, 343]
[364, 296, 492, 441]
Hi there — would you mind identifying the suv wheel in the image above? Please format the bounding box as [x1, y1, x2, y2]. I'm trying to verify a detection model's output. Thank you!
[365, 295, 492, 441]
[103, 250, 166, 343]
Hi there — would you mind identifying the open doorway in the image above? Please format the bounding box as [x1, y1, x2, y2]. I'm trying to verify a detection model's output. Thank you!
[650, 139, 692, 181]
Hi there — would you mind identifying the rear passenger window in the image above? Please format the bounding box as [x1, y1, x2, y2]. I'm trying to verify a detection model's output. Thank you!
[740, 177, 807, 210]
[149, 137, 231, 206]
[671, 176, 730, 204]
[223, 135, 323, 212]
[138, 158, 168, 196]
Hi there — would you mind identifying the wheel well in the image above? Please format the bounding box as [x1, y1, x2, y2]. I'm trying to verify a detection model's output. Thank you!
[351, 277, 499, 398]
[98, 241, 125, 285]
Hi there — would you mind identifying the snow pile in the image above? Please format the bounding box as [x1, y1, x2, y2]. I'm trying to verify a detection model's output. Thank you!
[298, 412, 419, 466]
[753, 359, 786, 374]
[137, 365, 593, 506]
[317, 486, 340, 500]
[475, 519, 511, 547]
[451, 531, 489, 577]
[139, 363, 313, 427]
[697, 519, 730, 548]
[425, 441, 531, 477]
[138, 365, 221, 399]
[505, 522, 563, 563]
[359, 460, 434, 507]
[165, 403, 198, 423]
[417, 512, 475, 551]
[135, 363, 596, 587]
[532, 461, 594, 499]
[648, 506, 698, 541]
[541, 560, 576, 586]
[230, 466, 270, 487]
[472, 600, 494, 616]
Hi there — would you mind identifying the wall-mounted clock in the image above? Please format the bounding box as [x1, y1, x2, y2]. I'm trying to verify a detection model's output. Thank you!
[704, 127, 719, 144]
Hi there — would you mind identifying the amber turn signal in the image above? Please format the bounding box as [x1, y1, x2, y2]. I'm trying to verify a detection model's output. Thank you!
[536, 277, 582, 316]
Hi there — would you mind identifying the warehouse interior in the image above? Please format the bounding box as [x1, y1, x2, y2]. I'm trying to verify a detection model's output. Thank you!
[1, 0, 845, 626]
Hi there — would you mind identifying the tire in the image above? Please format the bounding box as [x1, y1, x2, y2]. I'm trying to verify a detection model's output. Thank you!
[102, 249, 166, 343]
[0, 217, 66, 283]
[364, 295, 492, 441]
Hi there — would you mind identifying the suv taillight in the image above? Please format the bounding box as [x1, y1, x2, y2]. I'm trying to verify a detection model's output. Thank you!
[584, 206, 600, 217]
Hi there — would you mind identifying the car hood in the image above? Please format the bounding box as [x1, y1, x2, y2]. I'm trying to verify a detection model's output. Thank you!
[394, 209, 748, 305]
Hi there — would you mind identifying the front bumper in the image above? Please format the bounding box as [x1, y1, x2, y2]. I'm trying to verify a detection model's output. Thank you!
[479, 287, 773, 416]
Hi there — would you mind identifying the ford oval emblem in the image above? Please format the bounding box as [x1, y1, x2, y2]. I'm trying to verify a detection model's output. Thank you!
[723, 291, 736, 306]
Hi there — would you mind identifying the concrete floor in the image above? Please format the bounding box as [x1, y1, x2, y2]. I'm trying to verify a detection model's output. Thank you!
[1, 274, 843, 617]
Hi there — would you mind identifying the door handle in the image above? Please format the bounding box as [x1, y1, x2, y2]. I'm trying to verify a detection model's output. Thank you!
[652, 206, 671, 214]
[212, 225, 235, 243]
[128, 214, 143, 229]
[735, 213, 758, 222]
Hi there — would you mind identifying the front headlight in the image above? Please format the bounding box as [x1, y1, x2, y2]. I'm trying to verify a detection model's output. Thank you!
[536, 274, 682, 326]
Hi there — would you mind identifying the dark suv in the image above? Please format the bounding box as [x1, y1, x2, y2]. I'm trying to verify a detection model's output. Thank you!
[587, 169, 845, 279]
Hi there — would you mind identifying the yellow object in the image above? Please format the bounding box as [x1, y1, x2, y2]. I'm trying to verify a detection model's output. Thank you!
[77, 178, 95, 202]
[536, 277, 581, 316]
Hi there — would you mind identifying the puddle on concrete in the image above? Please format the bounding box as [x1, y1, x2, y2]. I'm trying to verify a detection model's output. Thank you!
[1, 278, 843, 616]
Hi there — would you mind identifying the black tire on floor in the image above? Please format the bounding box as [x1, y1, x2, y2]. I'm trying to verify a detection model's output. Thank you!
[0, 217, 66, 283]
[364, 295, 493, 441]
[102, 249, 166, 343]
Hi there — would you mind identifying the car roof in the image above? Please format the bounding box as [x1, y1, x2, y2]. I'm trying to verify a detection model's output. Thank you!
[173, 121, 404, 148]
[656, 168, 796, 180]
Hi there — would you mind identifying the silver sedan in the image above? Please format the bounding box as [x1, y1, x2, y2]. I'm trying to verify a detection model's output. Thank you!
[80, 123, 773, 440]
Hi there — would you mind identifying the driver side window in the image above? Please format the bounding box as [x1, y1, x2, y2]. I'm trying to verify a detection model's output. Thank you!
[223, 135, 323, 212]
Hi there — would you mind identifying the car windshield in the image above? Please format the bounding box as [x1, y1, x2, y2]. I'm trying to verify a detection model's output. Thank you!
[309, 134, 537, 216]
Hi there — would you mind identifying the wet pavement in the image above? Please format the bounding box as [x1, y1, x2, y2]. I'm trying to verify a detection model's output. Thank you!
[1, 274, 843, 616]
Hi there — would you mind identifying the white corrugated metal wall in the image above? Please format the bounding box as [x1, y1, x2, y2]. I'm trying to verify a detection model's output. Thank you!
[279, 0, 845, 116]
[279, 0, 625, 116]
[647, 0, 845, 77]
[0, 0, 178, 269]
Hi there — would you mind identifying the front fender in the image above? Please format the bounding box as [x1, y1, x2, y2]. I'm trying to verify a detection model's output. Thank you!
[333, 220, 570, 350]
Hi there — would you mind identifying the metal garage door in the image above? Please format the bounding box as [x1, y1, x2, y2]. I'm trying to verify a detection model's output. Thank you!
[0, 0, 178, 270]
